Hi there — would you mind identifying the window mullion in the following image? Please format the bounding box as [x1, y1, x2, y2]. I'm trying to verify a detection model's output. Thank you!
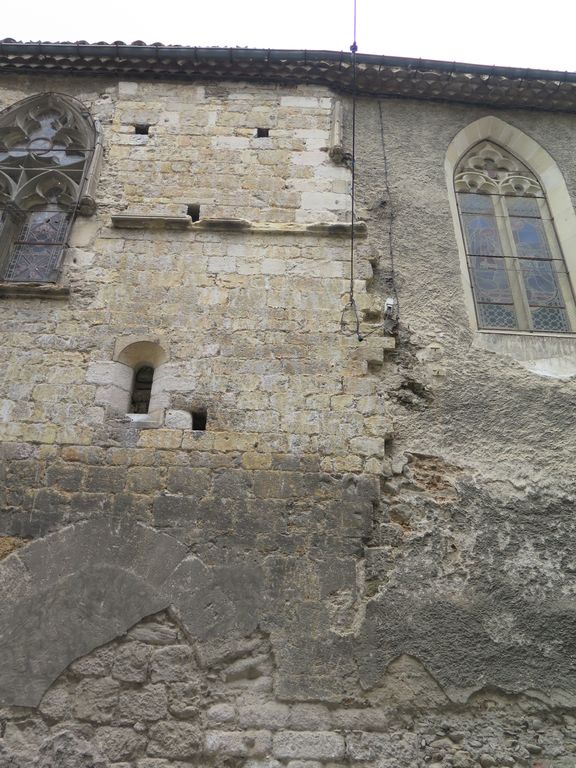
[497, 196, 532, 330]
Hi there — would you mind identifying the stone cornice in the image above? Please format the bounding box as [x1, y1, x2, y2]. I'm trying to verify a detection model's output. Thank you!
[0, 42, 575, 112]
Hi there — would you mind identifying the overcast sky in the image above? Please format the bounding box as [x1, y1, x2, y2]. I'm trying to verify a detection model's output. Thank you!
[4, 0, 575, 73]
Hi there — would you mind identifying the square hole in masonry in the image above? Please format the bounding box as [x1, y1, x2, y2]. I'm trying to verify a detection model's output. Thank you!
[256, 127, 270, 138]
[192, 408, 208, 431]
[134, 124, 150, 135]
[187, 204, 200, 222]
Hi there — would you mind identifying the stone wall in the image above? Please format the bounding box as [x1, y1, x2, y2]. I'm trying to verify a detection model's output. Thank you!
[2, 71, 576, 767]
[2, 610, 574, 768]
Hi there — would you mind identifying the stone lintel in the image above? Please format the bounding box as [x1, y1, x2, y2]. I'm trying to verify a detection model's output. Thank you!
[111, 214, 192, 230]
[110, 215, 368, 237]
[0, 282, 70, 299]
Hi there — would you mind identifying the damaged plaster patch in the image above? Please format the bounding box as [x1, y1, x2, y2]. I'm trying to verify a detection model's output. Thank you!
[365, 653, 450, 708]
[473, 331, 576, 379]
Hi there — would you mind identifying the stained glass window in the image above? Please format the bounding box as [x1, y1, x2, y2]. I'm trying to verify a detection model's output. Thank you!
[455, 142, 576, 333]
[0, 95, 96, 283]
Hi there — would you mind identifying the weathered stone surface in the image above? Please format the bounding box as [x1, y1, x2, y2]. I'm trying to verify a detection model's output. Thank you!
[272, 731, 345, 760]
[0, 519, 186, 706]
[117, 684, 168, 722]
[204, 729, 272, 757]
[147, 721, 202, 759]
[150, 646, 195, 682]
[74, 678, 120, 723]
[35, 730, 109, 768]
[111, 643, 150, 683]
[95, 727, 147, 762]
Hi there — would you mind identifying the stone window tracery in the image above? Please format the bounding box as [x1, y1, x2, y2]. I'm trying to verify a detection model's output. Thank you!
[0, 94, 99, 283]
[455, 141, 576, 333]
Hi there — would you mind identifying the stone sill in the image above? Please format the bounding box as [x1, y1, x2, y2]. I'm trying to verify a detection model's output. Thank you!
[111, 214, 192, 230]
[0, 282, 70, 299]
[478, 329, 576, 340]
[124, 413, 163, 429]
[111, 214, 367, 237]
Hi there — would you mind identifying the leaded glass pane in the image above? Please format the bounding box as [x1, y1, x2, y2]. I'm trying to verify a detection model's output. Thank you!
[458, 193, 494, 214]
[462, 214, 502, 256]
[505, 197, 541, 217]
[519, 260, 564, 307]
[531, 306, 570, 332]
[4, 209, 69, 282]
[510, 217, 551, 259]
[477, 303, 518, 329]
[0, 108, 87, 168]
[470, 257, 513, 304]
[456, 142, 576, 333]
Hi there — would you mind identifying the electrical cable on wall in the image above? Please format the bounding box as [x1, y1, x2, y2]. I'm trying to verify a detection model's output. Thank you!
[340, 0, 362, 340]
[378, 100, 400, 333]
[340, 0, 399, 341]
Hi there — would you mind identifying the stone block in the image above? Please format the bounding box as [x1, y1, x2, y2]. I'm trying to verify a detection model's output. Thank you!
[165, 467, 210, 496]
[147, 721, 202, 759]
[330, 708, 389, 731]
[150, 645, 196, 682]
[38, 683, 73, 720]
[95, 726, 147, 761]
[138, 429, 182, 449]
[238, 702, 290, 730]
[125, 466, 164, 494]
[70, 646, 116, 677]
[74, 678, 120, 723]
[287, 704, 332, 730]
[273, 731, 345, 761]
[112, 642, 150, 683]
[128, 620, 180, 646]
[204, 730, 272, 757]
[206, 703, 236, 723]
[117, 684, 168, 722]
[165, 409, 193, 429]
[167, 679, 204, 718]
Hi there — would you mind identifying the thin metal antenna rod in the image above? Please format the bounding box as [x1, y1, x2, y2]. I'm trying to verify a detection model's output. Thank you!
[339, 0, 362, 340]
[349, 0, 358, 305]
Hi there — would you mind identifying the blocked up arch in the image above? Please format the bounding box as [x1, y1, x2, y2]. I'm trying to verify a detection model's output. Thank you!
[446, 116, 576, 334]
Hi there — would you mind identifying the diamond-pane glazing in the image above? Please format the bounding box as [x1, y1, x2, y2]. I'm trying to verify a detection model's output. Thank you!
[477, 303, 518, 329]
[531, 306, 570, 332]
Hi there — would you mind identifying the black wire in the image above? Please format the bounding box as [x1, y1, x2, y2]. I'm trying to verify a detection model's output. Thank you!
[378, 100, 400, 322]
[341, 0, 362, 340]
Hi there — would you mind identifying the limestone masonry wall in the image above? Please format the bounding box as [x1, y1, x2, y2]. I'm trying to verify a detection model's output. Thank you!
[2, 71, 576, 767]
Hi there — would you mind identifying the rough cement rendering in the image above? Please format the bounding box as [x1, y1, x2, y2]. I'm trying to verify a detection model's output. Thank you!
[1, 46, 576, 767]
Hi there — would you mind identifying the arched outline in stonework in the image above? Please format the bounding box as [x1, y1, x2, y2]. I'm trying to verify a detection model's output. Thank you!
[445, 115, 576, 336]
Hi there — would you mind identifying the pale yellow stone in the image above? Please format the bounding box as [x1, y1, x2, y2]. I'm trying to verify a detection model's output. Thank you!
[138, 429, 182, 449]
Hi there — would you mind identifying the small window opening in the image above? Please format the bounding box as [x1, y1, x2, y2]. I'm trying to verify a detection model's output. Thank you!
[187, 203, 201, 222]
[134, 124, 150, 135]
[192, 408, 207, 431]
[256, 127, 269, 138]
[131, 366, 154, 413]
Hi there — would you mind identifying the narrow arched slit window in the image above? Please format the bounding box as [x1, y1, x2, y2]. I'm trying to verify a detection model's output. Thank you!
[455, 141, 576, 333]
[131, 366, 154, 414]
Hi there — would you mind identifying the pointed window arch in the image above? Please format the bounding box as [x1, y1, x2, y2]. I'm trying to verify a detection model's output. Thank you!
[0, 93, 100, 283]
[447, 117, 576, 334]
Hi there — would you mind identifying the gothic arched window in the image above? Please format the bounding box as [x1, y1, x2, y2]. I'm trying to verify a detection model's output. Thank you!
[455, 141, 576, 333]
[0, 94, 99, 283]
